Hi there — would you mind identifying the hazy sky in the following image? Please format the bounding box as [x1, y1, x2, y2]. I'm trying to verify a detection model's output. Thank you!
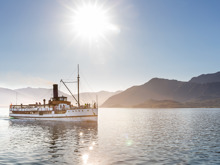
[0, 0, 220, 92]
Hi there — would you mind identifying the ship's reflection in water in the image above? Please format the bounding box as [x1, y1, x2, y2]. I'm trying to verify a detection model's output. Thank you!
[9, 120, 98, 164]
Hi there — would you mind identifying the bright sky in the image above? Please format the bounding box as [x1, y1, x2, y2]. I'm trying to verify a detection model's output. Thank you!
[0, 0, 220, 92]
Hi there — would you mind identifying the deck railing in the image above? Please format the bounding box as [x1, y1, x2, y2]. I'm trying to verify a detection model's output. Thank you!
[10, 103, 98, 111]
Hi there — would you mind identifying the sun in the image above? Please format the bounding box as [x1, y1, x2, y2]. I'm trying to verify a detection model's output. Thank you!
[72, 3, 117, 41]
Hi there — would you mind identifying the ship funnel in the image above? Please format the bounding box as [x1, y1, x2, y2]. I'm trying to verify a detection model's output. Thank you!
[53, 84, 58, 98]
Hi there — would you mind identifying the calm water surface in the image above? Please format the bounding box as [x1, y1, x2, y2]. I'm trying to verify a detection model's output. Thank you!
[0, 108, 220, 165]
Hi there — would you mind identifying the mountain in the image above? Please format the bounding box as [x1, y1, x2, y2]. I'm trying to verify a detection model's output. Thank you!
[102, 72, 220, 108]
[0, 87, 33, 107]
[78, 91, 121, 106]
[0, 87, 120, 107]
[189, 72, 220, 84]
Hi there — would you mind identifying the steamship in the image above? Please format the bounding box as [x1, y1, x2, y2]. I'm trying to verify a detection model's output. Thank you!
[9, 66, 98, 122]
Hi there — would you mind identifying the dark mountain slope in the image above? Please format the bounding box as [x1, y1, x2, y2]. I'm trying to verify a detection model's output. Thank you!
[189, 72, 220, 84]
[102, 78, 220, 108]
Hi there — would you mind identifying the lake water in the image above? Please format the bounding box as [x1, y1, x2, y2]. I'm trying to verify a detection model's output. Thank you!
[0, 108, 220, 165]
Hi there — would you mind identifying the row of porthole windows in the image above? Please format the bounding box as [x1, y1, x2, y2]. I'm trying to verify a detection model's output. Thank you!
[68, 110, 90, 113]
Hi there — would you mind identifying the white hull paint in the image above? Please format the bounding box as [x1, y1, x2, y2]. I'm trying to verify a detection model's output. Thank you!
[9, 108, 98, 122]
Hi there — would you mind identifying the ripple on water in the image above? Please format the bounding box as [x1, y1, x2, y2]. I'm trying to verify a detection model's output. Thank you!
[0, 108, 220, 164]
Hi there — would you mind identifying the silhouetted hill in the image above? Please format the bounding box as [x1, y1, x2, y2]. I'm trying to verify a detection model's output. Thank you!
[0, 87, 120, 107]
[102, 76, 220, 108]
[189, 72, 220, 84]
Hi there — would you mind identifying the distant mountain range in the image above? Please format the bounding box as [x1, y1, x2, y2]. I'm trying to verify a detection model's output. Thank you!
[2, 71, 220, 108]
[102, 72, 220, 108]
[0, 87, 121, 107]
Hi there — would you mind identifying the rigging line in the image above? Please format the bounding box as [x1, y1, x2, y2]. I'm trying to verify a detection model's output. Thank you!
[77, 80, 93, 103]
[60, 79, 79, 105]
[80, 81, 96, 102]
[80, 70, 97, 102]
[80, 97, 86, 104]
[59, 82, 71, 100]
[84, 92, 95, 103]
[80, 70, 95, 93]
[63, 81, 76, 104]
[62, 81, 77, 83]
[67, 68, 77, 80]
[59, 81, 70, 97]
[80, 76, 97, 103]
[81, 73, 97, 103]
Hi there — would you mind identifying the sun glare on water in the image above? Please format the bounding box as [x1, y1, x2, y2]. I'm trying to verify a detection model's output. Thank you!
[71, 2, 119, 41]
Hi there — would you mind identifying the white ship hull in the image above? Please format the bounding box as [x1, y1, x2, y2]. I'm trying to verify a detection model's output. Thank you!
[9, 108, 98, 122]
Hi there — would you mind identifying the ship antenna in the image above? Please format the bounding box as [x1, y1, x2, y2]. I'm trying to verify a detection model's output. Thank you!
[77, 64, 80, 107]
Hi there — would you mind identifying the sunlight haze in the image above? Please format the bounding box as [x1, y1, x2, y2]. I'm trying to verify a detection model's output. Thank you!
[0, 0, 220, 92]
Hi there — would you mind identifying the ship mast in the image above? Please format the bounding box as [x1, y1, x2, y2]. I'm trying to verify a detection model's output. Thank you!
[77, 64, 80, 107]
[60, 65, 80, 107]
